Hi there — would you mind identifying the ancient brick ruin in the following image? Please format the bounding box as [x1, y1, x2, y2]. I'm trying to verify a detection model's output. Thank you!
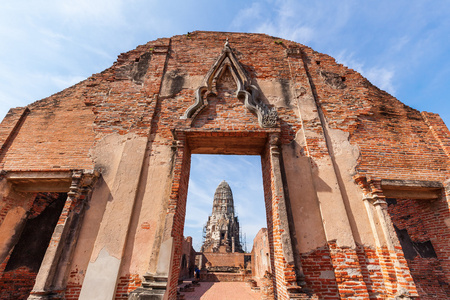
[0, 31, 449, 299]
[201, 180, 243, 254]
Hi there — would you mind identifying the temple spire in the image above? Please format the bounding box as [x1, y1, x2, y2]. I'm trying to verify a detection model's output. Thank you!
[201, 181, 242, 253]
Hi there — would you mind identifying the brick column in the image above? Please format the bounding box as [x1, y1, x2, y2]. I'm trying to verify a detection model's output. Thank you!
[165, 134, 191, 299]
[265, 134, 304, 299]
[285, 48, 370, 299]
[28, 170, 98, 299]
[355, 175, 418, 299]
[129, 133, 190, 300]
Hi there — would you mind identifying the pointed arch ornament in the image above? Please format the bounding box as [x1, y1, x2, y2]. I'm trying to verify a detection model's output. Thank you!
[182, 39, 278, 128]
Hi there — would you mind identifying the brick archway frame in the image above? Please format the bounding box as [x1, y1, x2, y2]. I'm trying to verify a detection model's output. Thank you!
[161, 129, 303, 300]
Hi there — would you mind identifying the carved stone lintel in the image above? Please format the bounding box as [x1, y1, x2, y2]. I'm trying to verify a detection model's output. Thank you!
[182, 40, 278, 128]
[256, 102, 278, 128]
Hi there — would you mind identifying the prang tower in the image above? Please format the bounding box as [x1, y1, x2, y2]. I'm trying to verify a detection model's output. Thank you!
[201, 181, 243, 253]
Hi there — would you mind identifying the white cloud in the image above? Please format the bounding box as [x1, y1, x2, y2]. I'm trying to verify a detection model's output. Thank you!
[186, 180, 215, 208]
[335, 50, 396, 94]
[230, 2, 264, 29]
[230, 0, 316, 43]
[50, 75, 87, 90]
[391, 36, 410, 53]
[365, 67, 395, 94]
[231, 0, 405, 96]
[255, 22, 314, 43]
[185, 205, 210, 228]
[56, 0, 126, 26]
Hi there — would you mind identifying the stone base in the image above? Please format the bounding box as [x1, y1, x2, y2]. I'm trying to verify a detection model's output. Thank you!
[128, 288, 165, 300]
[200, 271, 249, 282]
[28, 291, 64, 300]
[128, 273, 168, 300]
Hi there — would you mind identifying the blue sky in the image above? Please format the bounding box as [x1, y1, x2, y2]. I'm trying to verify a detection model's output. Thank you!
[0, 1, 449, 250]
[185, 155, 265, 251]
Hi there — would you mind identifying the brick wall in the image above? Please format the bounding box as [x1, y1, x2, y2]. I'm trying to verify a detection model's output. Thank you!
[114, 274, 142, 300]
[65, 270, 82, 300]
[251, 228, 271, 280]
[166, 136, 191, 300]
[0, 83, 96, 171]
[0, 266, 37, 300]
[1, 31, 447, 190]
[387, 197, 450, 299]
[261, 145, 278, 298]
[179, 237, 196, 280]
[202, 252, 246, 268]
[200, 272, 249, 282]
[1, 31, 446, 186]
[356, 246, 385, 298]
[327, 242, 370, 299]
[0, 31, 449, 299]
[300, 246, 340, 299]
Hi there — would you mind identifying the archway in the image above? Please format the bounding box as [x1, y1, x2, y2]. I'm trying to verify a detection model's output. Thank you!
[163, 130, 302, 299]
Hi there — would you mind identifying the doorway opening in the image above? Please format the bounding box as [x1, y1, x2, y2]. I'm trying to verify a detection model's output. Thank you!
[185, 154, 265, 252]
[386, 196, 450, 298]
[179, 154, 271, 296]
[0, 192, 67, 300]
[165, 130, 299, 300]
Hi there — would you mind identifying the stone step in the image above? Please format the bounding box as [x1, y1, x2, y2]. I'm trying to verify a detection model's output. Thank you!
[288, 291, 319, 300]
[142, 281, 167, 289]
[143, 273, 168, 282]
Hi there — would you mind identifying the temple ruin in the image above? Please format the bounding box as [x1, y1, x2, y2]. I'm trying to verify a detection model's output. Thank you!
[0, 31, 449, 299]
[201, 180, 243, 254]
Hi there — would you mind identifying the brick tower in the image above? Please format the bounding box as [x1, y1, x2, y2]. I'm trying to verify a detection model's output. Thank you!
[201, 180, 243, 253]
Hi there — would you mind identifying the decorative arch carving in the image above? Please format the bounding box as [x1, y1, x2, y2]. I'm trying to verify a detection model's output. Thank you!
[182, 39, 278, 128]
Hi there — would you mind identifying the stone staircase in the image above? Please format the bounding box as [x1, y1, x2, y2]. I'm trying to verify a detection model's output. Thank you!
[128, 273, 168, 300]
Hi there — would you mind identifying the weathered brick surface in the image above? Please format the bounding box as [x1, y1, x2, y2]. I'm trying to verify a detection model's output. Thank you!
[422, 111, 450, 159]
[202, 252, 246, 268]
[1, 31, 447, 178]
[114, 274, 142, 300]
[300, 246, 340, 299]
[65, 270, 82, 300]
[0, 266, 37, 300]
[0, 195, 20, 226]
[166, 136, 192, 300]
[0, 107, 29, 153]
[251, 228, 271, 281]
[295, 44, 449, 181]
[0, 31, 448, 300]
[327, 242, 370, 299]
[0, 83, 95, 171]
[200, 272, 249, 282]
[356, 246, 386, 299]
[179, 237, 196, 280]
[387, 197, 450, 299]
